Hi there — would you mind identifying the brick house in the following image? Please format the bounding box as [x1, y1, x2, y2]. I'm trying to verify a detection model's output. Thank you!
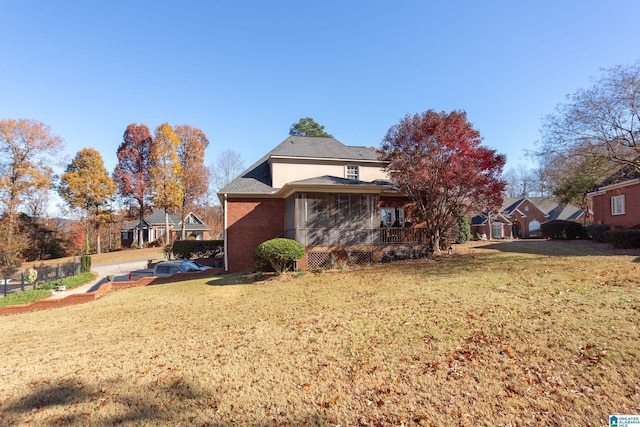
[121, 210, 210, 247]
[589, 166, 640, 228]
[218, 136, 425, 273]
[471, 197, 586, 239]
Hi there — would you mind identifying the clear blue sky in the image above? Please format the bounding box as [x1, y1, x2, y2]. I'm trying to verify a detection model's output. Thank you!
[2, 1, 639, 180]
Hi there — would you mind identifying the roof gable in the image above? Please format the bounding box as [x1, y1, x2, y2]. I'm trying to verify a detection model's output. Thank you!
[269, 136, 379, 161]
[475, 197, 585, 224]
[219, 136, 383, 196]
[122, 210, 209, 231]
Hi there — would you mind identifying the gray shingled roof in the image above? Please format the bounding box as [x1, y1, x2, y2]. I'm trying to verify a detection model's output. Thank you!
[289, 175, 386, 187]
[122, 210, 209, 231]
[218, 136, 383, 195]
[597, 163, 640, 187]
[473, 197, 585, 225]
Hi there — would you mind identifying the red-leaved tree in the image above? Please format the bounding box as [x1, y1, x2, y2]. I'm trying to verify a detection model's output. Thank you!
[113, 123, 154, 248]
[379, 110, 506, 251]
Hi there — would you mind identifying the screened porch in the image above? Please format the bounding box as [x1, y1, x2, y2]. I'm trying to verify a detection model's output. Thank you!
[284, 192, 429, 246]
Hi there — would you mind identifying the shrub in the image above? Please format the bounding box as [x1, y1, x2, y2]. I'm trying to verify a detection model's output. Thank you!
[254, 238, 304, 275]
[458, 218, 471, 244]
[35, 272, 95, 291]
[585, 224, 612, 242]
[80, 255, 91, 273]
[541, 220, 584, 240]
[603, 229, 640, 249]
[172, 240, 223, 260]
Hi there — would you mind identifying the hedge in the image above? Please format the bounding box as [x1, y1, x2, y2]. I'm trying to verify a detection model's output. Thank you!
[585, 224, 611, 243]
[171, 240, 223, 260]
[541, 220, 585, 240]
[602, 229, 640, 249]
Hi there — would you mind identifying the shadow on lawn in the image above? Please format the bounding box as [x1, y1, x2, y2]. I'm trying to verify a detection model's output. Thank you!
[474, 239, 619, 257]
[1, 378, 187, 425]
[205, 271, 260, 287]
[1, 376, 335, 426]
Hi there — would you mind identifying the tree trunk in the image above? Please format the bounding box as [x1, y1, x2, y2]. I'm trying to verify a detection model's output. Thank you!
[429, 228, 441, 253]
[181, 198, 187, 240]
[165, 209, 170, 246]
[138, 210, 144, 249]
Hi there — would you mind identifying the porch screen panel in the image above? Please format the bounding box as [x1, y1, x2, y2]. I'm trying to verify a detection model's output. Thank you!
[295, 192, 377, 246]
[329, 194, 341, 245]
[351, 194, 369, 229]
[285, 195, 296, 240]
[296, 193, 307, 246]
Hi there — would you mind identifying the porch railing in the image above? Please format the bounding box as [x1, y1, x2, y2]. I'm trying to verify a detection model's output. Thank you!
[378, 227, 430, 244]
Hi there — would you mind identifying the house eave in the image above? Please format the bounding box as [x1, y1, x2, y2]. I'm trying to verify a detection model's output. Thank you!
[219, 191, 280, 200]
[276, 182, 390, 199]
[269, 155, 386, 165]
[588, 178, 640, 196]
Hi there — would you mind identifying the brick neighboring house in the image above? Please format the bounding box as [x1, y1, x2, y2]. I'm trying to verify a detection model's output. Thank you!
[121, 210, 210, 247]
[471, 197, 586, 239]
[218, 135, 426, 273]
[589, 166, 640, 228]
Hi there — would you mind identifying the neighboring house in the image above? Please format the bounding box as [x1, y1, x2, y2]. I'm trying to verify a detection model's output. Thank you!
[218, 136, 425, 273]
[589, 166, 640, 228]
[471, 197, 586, 239]
[121, 210, 210, 247]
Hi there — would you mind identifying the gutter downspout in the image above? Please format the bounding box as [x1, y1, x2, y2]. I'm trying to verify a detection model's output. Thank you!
[223, 194, 228, 273]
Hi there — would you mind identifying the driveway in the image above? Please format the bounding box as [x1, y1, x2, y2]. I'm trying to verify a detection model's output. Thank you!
[45, 259, 151, 300]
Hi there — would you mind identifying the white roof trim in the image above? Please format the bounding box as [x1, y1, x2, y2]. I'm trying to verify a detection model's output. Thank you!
[269, 155, 386, 164]
[588, 178, 640, 196]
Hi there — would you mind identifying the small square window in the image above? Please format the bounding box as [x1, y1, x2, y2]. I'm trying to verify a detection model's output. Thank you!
[346, 165, 359, 180]
[611, 195, 625, 215]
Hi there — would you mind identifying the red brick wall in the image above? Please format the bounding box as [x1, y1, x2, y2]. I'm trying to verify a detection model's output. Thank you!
[592, 183, 640, 228]
[509, 199, 548, 238]
[226, 198, 285, 272]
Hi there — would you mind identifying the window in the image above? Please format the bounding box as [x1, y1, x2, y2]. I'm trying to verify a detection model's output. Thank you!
[380, 207, 404, 227]
[611, 195, 625, 215]
[492, 223, 502, 238]
[529, 220, 540, 232]
[346, 165, 359, 180]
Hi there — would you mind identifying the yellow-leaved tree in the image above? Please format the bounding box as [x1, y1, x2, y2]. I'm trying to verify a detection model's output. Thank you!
[150, 123, 184, 245]
[0, 119, 63, 275]
[175, 125, 210, 239]
[58, 148, 117, 254]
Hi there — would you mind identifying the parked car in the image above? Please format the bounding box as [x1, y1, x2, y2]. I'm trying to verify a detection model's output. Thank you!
[128, 260, 212, 281]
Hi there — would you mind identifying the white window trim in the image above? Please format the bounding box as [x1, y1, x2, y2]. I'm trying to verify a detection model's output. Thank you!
[346, 165, 359, 180]
[611, 195, 625, 215]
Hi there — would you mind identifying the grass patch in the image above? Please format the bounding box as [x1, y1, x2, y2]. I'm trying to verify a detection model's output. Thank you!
[0, 289, 53, 308]
[35, 272, 97, 291]
[0, 272, 97, 308]
[0, 240, 639, 425]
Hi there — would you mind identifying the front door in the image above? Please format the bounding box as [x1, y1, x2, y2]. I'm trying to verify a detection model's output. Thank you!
[512, 222, 521, 239]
